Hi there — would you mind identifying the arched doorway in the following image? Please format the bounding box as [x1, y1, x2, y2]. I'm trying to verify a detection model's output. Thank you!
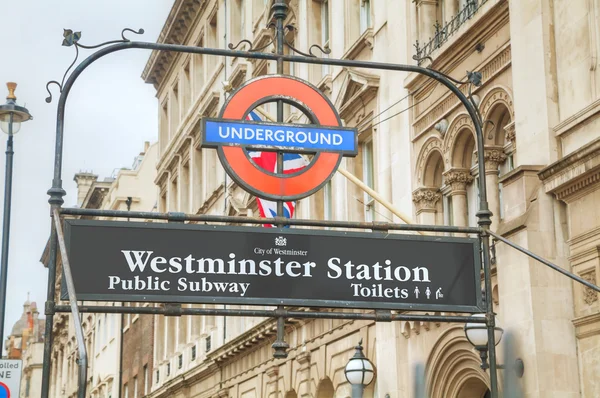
[456, 377, 490, 398]
[425, 326, 491, 398]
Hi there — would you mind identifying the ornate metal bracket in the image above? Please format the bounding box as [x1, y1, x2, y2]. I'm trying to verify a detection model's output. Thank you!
[46, 28, 145, 103]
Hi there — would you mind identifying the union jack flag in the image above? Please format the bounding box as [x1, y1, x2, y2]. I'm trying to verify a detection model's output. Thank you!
[246, 110, 308, 227]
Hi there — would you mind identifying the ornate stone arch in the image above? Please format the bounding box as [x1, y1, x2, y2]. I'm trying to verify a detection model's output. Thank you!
[479, 85, 514, 122]
[416, 136, 445, 185]
[426, 326, 490, 398]
[443, 113, 476, 168]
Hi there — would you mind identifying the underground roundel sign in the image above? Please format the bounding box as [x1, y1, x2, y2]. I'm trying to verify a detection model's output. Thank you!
[202, 75, 358, 201]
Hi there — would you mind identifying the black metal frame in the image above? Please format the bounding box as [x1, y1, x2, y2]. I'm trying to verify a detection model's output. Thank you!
[59, 218, 485, 313]
[38, 1, 600, 398]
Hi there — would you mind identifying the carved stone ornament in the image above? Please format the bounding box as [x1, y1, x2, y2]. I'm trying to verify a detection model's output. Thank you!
[443, 168, 474, 193]
[483, 147, 507, 171]
[582, 271, 598, 305]
[412, 188, 442, 212]
[504, 122, 516, 148]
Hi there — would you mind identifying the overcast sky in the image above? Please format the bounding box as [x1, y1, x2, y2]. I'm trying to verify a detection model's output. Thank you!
[0, 1, 174, 349]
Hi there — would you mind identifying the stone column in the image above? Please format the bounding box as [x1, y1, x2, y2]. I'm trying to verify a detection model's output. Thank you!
[416, 0, 438, 43]
[412, 187, 441, 225]
[483, 146, 506, 230]
[443, 168, 473, 227]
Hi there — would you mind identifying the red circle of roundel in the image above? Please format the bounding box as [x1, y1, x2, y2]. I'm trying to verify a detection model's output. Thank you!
[0, 382, 10, 398]
[217, 75, 342, 201]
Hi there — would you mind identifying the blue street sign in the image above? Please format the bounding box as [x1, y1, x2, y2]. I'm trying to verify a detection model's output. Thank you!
[202, 118, 358, 154]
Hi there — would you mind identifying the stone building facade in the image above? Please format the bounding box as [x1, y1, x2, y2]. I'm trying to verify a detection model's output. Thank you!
[39, 0, 600, 397]
[40, 142, 159, 398]
[4, 297, 45, 398]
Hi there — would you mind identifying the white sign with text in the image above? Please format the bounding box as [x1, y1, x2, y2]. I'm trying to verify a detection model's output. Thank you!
[0, 359, 22, 397]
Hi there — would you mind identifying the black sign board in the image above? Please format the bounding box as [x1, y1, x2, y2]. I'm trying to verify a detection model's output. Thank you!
[62, 220, 483, 313]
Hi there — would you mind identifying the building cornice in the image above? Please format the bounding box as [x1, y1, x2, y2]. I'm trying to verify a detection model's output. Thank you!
[142, 0, 210, 89]
[539, 137, 600, 202]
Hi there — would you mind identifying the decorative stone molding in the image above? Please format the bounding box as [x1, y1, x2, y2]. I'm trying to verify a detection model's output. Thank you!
[342, 28, 374, 60]
[216, 388, 230, 398]
[539, 137, 600, 203]
[480, 86, 515, 120]
[412, 187, 442, 213]
[442, 113, 475, 163]
[412, 45, 512, 137]
[582, 271, 598, 305]
[142, 0, 210, 88]
[296, 350, 311, 366]
[443, 168, 474, 193]
[266, 365, 279, 379]
[334, 68, 379, 122]
[504, 121, 516, 148]
[483, 146, 507, 172]
[416, 137, 444, 184]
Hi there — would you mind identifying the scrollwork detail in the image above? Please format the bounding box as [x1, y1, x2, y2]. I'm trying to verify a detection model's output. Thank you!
[46, 28, 146, 103]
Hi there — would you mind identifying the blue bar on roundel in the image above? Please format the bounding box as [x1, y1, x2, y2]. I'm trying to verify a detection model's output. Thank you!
[202, 118, 358, 155]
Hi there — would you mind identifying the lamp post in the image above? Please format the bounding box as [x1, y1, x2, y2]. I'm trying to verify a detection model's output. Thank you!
[344, 339, 375, 398]
[464, 314, 525, 378]
[0, 82, 32, 344]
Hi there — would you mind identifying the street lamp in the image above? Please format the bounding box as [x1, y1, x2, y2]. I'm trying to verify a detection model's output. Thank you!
[0, 82, 32, 343]
[344, 339, 375, 398]
[464, 314, 524, 378]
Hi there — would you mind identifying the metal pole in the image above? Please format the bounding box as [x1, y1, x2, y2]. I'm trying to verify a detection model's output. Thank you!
[0, 114, 14, 345]
[471, 103, 499, 397]
[489, 230, 600, 292]
[274, 0, 286, 227]
[351, 384, 364, 398]
[53, 209, 88, 398]
[40, 213, 58, 398]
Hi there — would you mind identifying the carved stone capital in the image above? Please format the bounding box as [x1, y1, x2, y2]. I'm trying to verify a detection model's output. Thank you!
[483, 146, 507, 173]
[443, 168, 473, 194]
[504, 122, 516, 149]
[412, 187, 441, 213]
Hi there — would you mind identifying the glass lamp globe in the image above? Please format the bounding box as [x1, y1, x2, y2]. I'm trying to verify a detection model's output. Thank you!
[0, 118, 21, 135]
[344, 340, 375, 386]
[0, 82, 32, 135]
[464, 314, 504, 349]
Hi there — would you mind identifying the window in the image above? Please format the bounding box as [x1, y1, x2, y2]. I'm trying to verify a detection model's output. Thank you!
[25, 377, 30, 397]
[181, 62, 192, 118]
[443, 194, 454, 226]
[205, 336, 212, 352]
[95, 318, 101, 352]
[143, 366, 148, 395]
[360, 0, 372, 33]
[167, 363, 171, 376]
[231, 0, 244, 45]
[133, 377, 138, 398]
[159, 100, 168, 153]
[193, 37, 204, 97]
[124, 383, 128, 398]
[191, 345, 197, 361]
[155, 369, 160, 384]
[362, 140, 375, 222]
[207, 12, 218, 71]
[169, 84, 180, 138]
[178, 354, 183, 369]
